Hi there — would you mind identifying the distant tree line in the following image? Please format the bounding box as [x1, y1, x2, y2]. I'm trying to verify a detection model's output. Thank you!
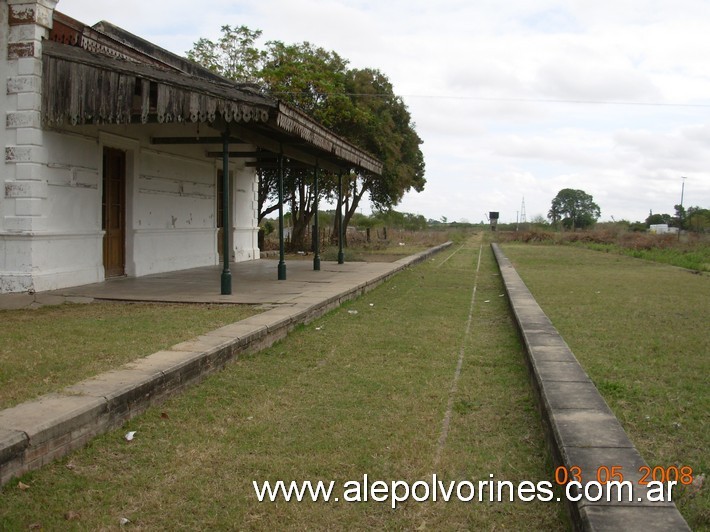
[543, 188, 709, 233]
[646, 205, 710, 232]
[264, 209, 428, 233]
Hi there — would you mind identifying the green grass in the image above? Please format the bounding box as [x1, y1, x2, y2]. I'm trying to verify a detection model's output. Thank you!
[501, 243, 710, 529]
[0, 302, 259, 409]
[0, 235, 567, 530]
[576, 241, 710, 272]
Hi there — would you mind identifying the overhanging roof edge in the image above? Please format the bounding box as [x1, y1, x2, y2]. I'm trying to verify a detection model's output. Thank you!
[42, 11, 383, 175]
[41, 40, 275, 126]
[275, 102, 383, 175]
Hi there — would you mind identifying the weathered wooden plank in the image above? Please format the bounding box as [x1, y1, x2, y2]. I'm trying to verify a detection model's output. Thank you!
[40, 40, 381, 174]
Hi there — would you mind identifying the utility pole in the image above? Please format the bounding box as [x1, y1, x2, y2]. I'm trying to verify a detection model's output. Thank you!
[678, 176, 687, 241]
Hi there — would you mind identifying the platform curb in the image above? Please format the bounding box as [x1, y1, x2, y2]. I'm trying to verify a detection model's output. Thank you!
[492, 243, 689, 531]
[0, 243, 451, 486]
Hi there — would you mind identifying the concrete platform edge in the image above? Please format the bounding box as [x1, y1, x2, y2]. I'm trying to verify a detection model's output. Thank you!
[0, 242, 451, 486]
[491, 243, 689, 532]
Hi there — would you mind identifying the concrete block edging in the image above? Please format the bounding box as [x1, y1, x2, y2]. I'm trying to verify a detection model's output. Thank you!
[0, 242, 451, 486]
[491, 243, 689, 531]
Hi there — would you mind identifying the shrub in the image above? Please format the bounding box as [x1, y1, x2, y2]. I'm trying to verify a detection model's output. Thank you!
[498, 227, 710, 271]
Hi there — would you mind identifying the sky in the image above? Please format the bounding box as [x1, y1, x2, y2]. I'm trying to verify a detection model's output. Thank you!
[54, 0, 710, 224]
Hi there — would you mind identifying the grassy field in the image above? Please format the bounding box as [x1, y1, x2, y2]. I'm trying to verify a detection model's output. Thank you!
[580, 240, 710, 272]
[0, 235, 568, 530]
[0, 303, 259, 409]
[498, 227, 710, 272]
[501, 243, 709, 529]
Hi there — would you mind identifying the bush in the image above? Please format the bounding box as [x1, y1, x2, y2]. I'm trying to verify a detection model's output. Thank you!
[497, 230, 555, 243]
[498, 227, 710, 272]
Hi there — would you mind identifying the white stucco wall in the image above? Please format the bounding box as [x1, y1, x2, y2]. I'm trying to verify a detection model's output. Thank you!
[0, 1, 261, 294]
[234, 164, 260, 262]
[1, 0, 61, 292]
[0, 1, 10, 235]
[130, 139, 220, 276]
[29, 123, 262, 290]
[2, 122, 262, 293]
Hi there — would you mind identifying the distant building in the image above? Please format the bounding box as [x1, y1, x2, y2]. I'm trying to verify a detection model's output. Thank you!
[648, 224, 679, 235]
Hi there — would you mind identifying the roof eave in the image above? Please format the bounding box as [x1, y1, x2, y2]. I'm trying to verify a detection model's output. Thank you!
[274, 102, 383, 175]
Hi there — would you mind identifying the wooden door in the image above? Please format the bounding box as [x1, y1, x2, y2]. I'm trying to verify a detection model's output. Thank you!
[102, 147, 126, 277]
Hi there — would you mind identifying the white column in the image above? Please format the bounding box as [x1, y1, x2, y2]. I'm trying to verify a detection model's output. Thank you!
[232, 163, 260, 261]
[0, 0, 58, 292]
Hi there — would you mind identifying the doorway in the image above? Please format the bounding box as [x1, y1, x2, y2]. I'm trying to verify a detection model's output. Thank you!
[102, 147, 126, 277]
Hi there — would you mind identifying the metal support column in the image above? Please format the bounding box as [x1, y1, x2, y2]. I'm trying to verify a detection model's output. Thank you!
[277, 152, 287, 280]
[220, 130, 232, 295]
[313, 164, 321, 271]
[337, 170, 344, 264]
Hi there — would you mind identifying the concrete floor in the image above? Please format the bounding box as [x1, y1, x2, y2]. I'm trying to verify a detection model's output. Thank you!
[0, 258, 404, 309]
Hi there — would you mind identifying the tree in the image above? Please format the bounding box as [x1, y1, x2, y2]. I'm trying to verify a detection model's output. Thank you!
[530, 214, 548, 226]
[548, 189, 601, 230]
[185, 25, 266, 83]
[673, 204, 686, 229]
[334, 68, 425, 241]
[186, 27, 425, 249]
[188, 33, 349, 249]
[258, 41, 351, 249]
[686, 206, 710, 233]
[646, 212, 672, 226]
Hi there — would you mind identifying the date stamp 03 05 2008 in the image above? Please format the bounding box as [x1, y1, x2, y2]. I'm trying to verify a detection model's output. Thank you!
[554, 464, 695, 502]
[555, 464, 695, 486]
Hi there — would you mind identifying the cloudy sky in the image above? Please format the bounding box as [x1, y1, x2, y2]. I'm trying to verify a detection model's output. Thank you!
[55, 0, 710, 224]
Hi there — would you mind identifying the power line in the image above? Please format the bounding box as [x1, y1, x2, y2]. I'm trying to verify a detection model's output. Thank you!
[268, 90, 710, 108]
[400, 94, 710, 108]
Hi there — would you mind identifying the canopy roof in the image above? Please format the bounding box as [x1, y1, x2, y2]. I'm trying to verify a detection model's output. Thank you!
[43, 12, 382, 174]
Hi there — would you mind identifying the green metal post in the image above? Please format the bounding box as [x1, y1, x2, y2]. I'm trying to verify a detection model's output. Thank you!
[220, 130, 232, 295]
[277, 152, 287, 280]
[313, 164, 320, 271]
[337, 170, 344, 264]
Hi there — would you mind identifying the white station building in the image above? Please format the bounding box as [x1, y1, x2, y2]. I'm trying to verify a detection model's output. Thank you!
[1, 0, 381, 294]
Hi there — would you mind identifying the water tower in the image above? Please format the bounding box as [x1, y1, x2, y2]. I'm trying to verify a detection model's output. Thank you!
[489, 211, 499, 231]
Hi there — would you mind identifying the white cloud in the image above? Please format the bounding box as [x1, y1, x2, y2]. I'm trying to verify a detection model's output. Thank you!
[54, 0, 710, 223]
